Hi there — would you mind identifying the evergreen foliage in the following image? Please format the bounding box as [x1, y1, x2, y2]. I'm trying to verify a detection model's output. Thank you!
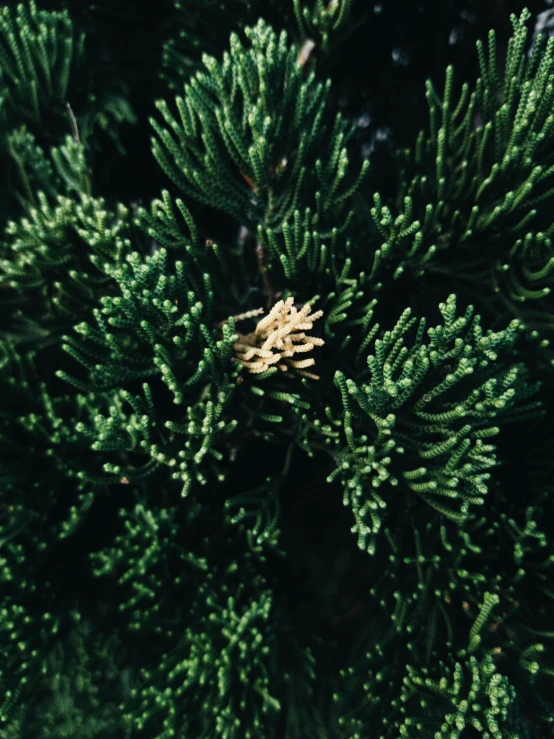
[328, 294, 542, 552]
[151, 18, 368, 227]
[1, 1, 554, 737]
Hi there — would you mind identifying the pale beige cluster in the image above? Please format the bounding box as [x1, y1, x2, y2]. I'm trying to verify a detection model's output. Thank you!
[230, 297, 325, 379]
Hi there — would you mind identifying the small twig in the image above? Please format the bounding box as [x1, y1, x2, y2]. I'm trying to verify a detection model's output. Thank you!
[282, 443, 295, 477]
[66, 101, 80, 144]
[297, 38, 316, 67]
[256, 241, 278, 309]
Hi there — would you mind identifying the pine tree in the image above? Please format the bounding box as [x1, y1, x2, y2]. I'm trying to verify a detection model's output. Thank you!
[2, 1, 554, 737]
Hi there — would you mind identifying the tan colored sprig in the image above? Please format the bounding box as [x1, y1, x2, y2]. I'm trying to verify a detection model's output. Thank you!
[230, 297, 325, 379]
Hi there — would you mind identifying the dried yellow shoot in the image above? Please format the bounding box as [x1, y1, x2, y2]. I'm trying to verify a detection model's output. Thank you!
[231, 297, 325, 378]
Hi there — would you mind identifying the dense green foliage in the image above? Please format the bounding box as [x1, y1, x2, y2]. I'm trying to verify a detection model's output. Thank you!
[2, 1, 554, 737]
